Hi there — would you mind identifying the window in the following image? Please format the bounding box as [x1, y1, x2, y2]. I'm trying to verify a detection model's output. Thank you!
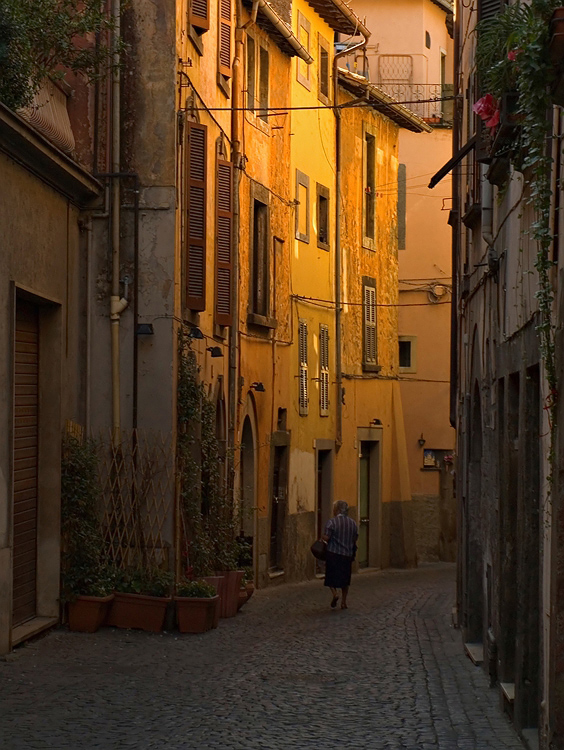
[318, 34, 330, 104]
[251, 197, 269, 317]
[186, 122, 207, 311]
[319, 324, 329, 416]
[362, 277, 378, 370]
[216, 153, 233, 326]
[397, 163, 406, 250]
[363, 127, 376, 249]
[295, 170, 310, 243]
[218, 0, 232, 79]
[398, 336, 417, 373]
[297, 12, 311, 90]
[425, 31, 431, 49]
[246, 37, 270, 122]
[190, 0, 209, 31]
[316, 183, 329, 251]
[298, 319, 308, 415]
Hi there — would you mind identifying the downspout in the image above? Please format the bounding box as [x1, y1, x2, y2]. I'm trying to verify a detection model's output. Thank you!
[110, 0, 128, 443]
[333, 33, 370, 448]
[450, 4, 460, 429]
[228, 0, 243, 499]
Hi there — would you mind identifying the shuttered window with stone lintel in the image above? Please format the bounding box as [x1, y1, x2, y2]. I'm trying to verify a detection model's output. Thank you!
[216, 158, 233, 326]
[186, 122, 207, 311]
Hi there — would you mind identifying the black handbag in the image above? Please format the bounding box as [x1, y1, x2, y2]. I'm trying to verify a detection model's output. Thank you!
[310, 539, 327, 561]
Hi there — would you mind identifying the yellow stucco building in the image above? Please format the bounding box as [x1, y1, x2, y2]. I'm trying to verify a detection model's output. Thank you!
[178, 0, 432, 586]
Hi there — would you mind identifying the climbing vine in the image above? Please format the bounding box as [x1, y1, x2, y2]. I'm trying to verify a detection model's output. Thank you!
[177, 329, 241, 576]
[475, 0, 560, 485]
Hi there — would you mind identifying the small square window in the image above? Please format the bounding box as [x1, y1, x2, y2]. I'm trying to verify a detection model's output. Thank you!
[398, 336, 417, 373]
[316, 183, 329, 251]
[295, 170, 310, 243]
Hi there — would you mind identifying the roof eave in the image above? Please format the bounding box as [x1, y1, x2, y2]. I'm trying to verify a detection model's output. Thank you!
[337, 70, 432, 133]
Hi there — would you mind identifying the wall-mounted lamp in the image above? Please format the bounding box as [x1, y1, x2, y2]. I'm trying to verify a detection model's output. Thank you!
[188, 326, 204, 339]
[136, 323, 154, 335]
[250, 382, 265, 392]
[418, 434, 426, 447]
[206, 346, 223, 358]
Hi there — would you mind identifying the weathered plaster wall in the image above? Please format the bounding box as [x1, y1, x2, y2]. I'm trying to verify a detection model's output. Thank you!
[0, 149, 85, 653]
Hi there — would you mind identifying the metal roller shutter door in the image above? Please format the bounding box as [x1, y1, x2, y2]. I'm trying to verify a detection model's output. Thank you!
[12, 300, 39, 626]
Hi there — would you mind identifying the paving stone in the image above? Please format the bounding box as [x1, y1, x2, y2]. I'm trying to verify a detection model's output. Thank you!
[0, 563, 525, 749]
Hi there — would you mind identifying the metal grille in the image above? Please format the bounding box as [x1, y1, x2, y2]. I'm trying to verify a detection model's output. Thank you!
[376, 56, 449, 121]
[98, 430, 175, 570]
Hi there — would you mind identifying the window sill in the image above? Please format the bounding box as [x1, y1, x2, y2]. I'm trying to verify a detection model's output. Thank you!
[362, 363, 381, 373]
[317, 240, 330, 252]
[247, 312, 277, 330]
[421, 466, 441, 471]
[247, 112, 270, 135]
[214, 323, 227, 340]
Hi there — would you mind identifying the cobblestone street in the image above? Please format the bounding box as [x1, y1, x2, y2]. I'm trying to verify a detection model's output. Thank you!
[0, 564, 524, 749]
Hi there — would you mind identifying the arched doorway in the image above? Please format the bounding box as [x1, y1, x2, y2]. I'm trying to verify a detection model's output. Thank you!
[239, 416, 255, 562]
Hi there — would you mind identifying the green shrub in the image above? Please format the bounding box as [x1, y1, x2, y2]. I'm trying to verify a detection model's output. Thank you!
[176, 580, 216, 598]
[61, 435, 113, 601]
[114, 567, 174, 598]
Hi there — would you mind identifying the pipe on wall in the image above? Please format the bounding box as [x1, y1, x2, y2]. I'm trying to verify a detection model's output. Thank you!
[110, 0, 128, 443]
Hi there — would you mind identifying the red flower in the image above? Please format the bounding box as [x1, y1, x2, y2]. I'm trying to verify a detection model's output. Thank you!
[473, 94, 500, 130]
[507, 49, 522, 61]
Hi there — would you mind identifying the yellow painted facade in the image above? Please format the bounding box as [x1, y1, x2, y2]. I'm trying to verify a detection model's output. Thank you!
[178, 0, 430, 585]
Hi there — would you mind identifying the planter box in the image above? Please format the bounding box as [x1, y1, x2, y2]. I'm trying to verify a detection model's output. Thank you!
[202, 576, 224, 628]
[237, 589, 248, 611]
[175, 595, 219, 634]
[107, 592, 170, 633]
[68, 594, 114, 633]
[215, 570, 244, 618]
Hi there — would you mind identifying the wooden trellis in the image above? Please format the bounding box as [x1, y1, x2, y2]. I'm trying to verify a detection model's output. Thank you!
[96, 429, 175, 570]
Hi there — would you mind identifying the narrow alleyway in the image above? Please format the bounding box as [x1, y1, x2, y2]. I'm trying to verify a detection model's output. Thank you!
[0, 564, 523, 750]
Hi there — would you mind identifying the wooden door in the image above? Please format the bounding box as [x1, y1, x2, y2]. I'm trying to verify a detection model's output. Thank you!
[269, 446, 287, 571]
[358, 442, 370, 568]
[12, 300, 39, 626]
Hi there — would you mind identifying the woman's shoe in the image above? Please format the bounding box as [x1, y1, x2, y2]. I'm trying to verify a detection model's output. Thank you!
[330, 595, 339, 609]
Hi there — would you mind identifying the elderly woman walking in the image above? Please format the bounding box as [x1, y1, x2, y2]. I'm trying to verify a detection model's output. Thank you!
[322, 500, 358, 610]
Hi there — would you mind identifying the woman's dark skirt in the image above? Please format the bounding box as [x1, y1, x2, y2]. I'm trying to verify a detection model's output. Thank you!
[324, 550, 353, 589]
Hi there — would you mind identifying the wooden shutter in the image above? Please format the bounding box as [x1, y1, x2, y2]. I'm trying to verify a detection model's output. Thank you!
[299, 319, 308, 416]
[363, 285, 377, 365]
[186, 123, 207, 311]
[218, 0, 232, 78]
[319, 324, 329, 417]
[12, 300, 39, 626]
[478, 0, 502, 23]
[216, 158, 233, 326]
[190, 0, 209, 30]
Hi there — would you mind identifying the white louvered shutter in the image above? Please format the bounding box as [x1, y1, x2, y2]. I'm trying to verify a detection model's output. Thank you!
[364, 285, 377, 365]
[299, 319, 308, 416]
[319, 324, 329, 416]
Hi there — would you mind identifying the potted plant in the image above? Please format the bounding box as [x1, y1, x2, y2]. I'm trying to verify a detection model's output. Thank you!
[108, 567, 173, 633]
[61, 435, 115, 633]
[175, 579, 219, 633]
[202, 575, 225, 628]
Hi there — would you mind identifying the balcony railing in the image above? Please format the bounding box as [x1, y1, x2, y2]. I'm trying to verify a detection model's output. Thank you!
[375, 82, 454, 124]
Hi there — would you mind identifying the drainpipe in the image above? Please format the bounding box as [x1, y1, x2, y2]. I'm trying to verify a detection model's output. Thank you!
[228, 0, 243, 495]
[110, 0, 128, 443]
[450, 6, 460, 430]
[333, 32, 370, 448]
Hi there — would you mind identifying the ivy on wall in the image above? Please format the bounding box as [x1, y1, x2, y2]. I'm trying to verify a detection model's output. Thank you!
[475, 0, 561, 484]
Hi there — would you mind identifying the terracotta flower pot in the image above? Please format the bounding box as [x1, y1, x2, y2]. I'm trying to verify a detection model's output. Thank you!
[215, 570, 244, 618]
[202, 576, 224, 628]
[175, 595, 219, 633]
[236, 589, 248, 611]
[107, 592, 170, 633]
[68, 594, 114, 633]
[245, 582, 255, 602]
